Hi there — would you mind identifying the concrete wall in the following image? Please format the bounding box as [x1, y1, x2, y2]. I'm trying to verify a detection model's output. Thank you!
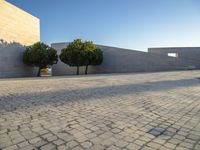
[0, 42, 37, 78]
[52, 43, 199, 76]
[0, 0, 40, 45]
[148, 47, 200, 69]
[0, 1, 40, 78]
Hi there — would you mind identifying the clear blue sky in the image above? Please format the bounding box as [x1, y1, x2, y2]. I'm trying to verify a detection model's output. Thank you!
[7, 0, 200, 51]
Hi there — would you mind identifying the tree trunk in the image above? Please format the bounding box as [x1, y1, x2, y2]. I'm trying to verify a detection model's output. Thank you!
[37, 67, 41, 77]
[85, 65, 88, 75]
[76, 66, 79, 75]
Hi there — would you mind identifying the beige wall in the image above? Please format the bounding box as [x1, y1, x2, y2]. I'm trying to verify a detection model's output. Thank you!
[0, 0, 40, 45]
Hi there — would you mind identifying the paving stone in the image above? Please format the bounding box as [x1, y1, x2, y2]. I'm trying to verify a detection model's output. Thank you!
[17, 141, 30, 148]
[90, 144, 105, 150]
[126, 143, 141, 150]
[157, 146, 171, 150]
[141, 146, 155, 150]
[18, 145, 35, 150]
[90, 137, 103, 144]
[53, 139, 65, 146]
[29, 137, 42, 144]
[164, 142, 176, 149]
[153, 138, 166, 145]
[115, 140, 129, 147]
[40, 143, 56, 150]
[12, 137, 25, 144]
[66, 140, 78, 148]
[57, 145, 69, 150]
[0, 71, 200, 150]
[46, 135, 58, 142]
[0, 141, 13, 149]
[147, 142, 162, 149]
[187, 134, 199, 140]
[107, 145, 121, 150]
[33, 140, 47, 147]
[194, 144, 200, 150]
[3, 145, 18, 150]
[76, 136, 88, 143]
[80, 141, 93, 148]
[179, 142, 193, 149]
[101, 139, 114, 146]
[169, 138, 182, 145]
[175, 146, 189, 150]
[71, 146, 84, 150]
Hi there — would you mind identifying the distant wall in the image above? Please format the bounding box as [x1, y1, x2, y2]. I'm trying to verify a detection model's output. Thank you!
[89, 46, 198, 74]
[148, 47, 200, 69]
[0, 42, 37, 78]
[0, 0, 40, 45]
[52, 43, 199, 76]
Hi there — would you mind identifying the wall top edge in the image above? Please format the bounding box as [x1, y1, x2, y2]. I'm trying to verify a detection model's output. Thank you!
[148, 47, 200, 49]
[51, 42, 147, 53]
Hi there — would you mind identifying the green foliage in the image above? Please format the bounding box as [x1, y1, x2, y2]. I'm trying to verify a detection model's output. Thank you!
[82, 41, 97, 65]
[23, 42, 58, 76]
[59, 39, 85, 67]
[91, 48, 103, 66]
[23, 42, 58, 68]
[59, 39, 103, 75]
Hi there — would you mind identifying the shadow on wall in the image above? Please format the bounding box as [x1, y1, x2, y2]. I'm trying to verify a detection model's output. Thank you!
[0, 78, 199, 112]
[0, 39, 24, 48]
[0, 39, 37, 78]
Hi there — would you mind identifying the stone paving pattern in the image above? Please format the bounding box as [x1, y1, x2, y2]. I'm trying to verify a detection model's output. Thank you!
[0, 71, 200, 150]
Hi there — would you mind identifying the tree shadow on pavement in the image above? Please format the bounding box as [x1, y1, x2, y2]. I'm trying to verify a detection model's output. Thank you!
[0, 78, 199, 112]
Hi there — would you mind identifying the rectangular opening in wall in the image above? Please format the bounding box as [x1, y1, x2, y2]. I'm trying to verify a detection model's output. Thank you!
[168, 53, 178, 58]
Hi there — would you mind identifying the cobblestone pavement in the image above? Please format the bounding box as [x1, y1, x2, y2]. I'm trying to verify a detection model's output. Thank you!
[0, 71, 200, 150]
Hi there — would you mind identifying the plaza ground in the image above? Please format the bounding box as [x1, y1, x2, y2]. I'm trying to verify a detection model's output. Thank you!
[0, 71, 200, 150]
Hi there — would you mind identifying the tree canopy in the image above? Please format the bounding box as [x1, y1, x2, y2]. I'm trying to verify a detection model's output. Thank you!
[23, 42, 58, 76]
[59, 39, 85, 75]
[59, 39, 103, 75]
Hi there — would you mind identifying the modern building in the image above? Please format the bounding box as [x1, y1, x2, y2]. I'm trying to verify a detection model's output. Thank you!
[0, 0, 40, 45]
[0, 0, 40, 78]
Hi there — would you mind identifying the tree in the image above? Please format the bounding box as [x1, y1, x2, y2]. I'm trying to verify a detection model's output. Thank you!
[91, 48, 103, 66]
[82, 41, 98, 74]
[59, 39, 103, 75]
[83, 46, 103, 74]
[59, 39, 85, 75]
[23, 42, 58, 76]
